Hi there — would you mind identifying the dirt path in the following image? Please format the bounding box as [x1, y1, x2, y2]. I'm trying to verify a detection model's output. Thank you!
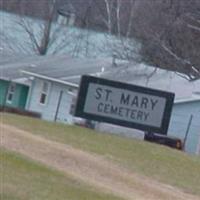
[1, 123, 199, 200]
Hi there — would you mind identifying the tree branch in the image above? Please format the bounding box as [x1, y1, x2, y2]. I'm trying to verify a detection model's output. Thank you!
[187, 24, 200, 32]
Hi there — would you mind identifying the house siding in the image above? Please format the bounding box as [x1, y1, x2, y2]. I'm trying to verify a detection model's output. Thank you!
[27, 78, 74, 123]
[168, 101, 200, 155]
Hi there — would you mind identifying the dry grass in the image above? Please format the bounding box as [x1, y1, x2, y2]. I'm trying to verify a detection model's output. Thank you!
[1, 148, 123, 200]
[1, 113, 200, 198]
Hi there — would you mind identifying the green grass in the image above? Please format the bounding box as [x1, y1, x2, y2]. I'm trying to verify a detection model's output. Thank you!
[0, 148, 122, 200]
[1, 113, 200, 196]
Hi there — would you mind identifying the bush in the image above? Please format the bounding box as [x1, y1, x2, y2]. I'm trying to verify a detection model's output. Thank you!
[0, 106, 41, 118]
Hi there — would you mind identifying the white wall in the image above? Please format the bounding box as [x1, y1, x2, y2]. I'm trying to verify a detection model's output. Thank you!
[97, 122, 144, 140]
[27, 78, 74, 124]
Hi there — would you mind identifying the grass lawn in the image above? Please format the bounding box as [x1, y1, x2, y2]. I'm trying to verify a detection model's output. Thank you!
[1, 113, 200, 196]
[0, 148, 122, 200]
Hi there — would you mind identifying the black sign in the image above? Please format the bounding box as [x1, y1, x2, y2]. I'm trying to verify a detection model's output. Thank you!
[75, 75, 175, 135]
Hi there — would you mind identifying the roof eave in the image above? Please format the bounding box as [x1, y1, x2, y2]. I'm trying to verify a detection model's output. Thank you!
[174, 98, 200, 104]
[21, 70, 79, 89]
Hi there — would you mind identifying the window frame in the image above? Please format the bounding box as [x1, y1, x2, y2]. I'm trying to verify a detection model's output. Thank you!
[39, 81, 51, 105]
[6, 83, 16, 104]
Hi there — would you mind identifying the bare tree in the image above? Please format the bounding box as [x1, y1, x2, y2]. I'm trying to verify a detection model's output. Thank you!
[91, 0, 140, 63]
[79, 0, 200, 80]
[17, 0, 57, 55]
[15, 0, 77, 55]
[132, 0, 200, 81]
[0, 0, 89, 56]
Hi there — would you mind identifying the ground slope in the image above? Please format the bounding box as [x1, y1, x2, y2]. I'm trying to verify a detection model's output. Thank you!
[1, 148, 123, 200]
[1, 123, 199, 200]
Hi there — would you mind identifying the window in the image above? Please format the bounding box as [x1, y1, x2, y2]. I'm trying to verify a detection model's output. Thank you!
[69, 96, 76, 115]
[39, 82, 50, 105]
[6, 83, 15, 103]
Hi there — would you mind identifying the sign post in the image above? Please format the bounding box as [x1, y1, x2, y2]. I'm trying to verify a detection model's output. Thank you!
[75, 75, 175, 135]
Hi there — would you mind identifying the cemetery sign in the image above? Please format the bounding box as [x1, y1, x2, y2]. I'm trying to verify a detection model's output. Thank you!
[75, 75, 175, 135]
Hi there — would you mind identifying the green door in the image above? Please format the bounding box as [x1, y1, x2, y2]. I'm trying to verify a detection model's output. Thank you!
[18, 85, 29, 109]
[4, 82, 29, 109]
[0, 79, 9, 106]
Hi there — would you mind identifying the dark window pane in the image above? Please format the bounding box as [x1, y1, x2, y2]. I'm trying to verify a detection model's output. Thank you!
[7, 93, 13, 102]
[40, 93, 46, 104]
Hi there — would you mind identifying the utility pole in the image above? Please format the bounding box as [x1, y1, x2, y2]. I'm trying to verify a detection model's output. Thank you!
[54, 90, 63, 122]
[183, 114, 193, 151]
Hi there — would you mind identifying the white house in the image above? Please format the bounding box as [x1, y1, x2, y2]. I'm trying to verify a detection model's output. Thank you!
[21, 55, 113, 124]
[25, 74, 78, 123]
